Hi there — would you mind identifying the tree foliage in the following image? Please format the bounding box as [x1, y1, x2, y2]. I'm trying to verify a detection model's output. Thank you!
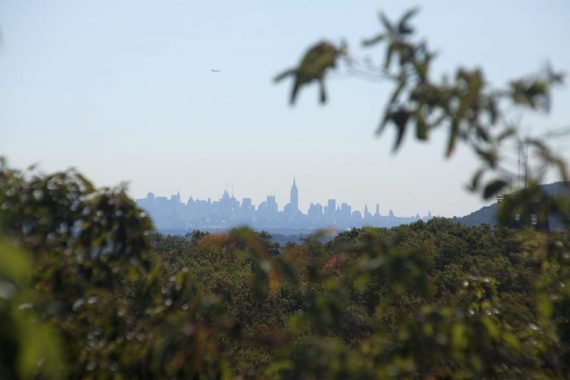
[277, 9, 569, 223]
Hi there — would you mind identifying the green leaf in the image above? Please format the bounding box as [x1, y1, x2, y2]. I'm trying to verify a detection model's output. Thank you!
[496, 128, 516, 142]
[475, 125, 490, 142]
[384, 43, 395, 70]
[451, 323, 468, 351]
[362, 34, 386, 47]
[469, 168, 485, 191]
[391, 108, 411, 151]
[398, 7, 419, 34]
[412, 60, 428, 80]
[378, 12, 394, 34]
[0, 239, 31, 284]
[474, 147, 497, 168]
[483, 179, 508, 199]
[415, 111, 428, 140]
[446, 120, 460, 157]
[273, 69, 295, 83]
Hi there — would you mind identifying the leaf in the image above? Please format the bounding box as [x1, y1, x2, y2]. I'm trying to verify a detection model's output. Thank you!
[273, 69, 295, 83]
[362, 34, 386, 47]
[384, 43, 395, 69]
[487, 97, 499, 124]
[377, 109, 392, 135]
[536, 293, 553, 319]
[415, 111, 428, 140]
[398, 7, 419, 34]
[319, 79, 327, 104]
[483, 179, 508, 199]
[76, 173, 96, 193]
[0, 239, 32, 284]
[475, 125, 490, 142]
[413, 60, 428, 81]
[526, 138, 549, 152]
[469, 168, 485, 191]
[385, 76, 408, 110]
[391, 108, 411, 151]
[451, 323, 468, 351]
[446, 120, 460, 157]
[276, 41, 343, 105]
[474, 147, 497, 168]
[497, 128, 516, 142]
[378, 12, 394, 34]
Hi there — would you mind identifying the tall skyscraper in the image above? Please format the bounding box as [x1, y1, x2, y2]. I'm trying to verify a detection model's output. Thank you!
[364, 204, 371, 219]
[290, 178, 299, 214]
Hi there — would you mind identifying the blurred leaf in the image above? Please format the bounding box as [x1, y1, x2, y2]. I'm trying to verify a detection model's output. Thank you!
[446, 121, 460, 157]
[0, 239, 31, 284]
[415, 111, 428, 140]
[469, 169, 485, 191]
[398, 7, 419, 34]
[474, 147, 497, 168]
[274, 41, 344, 105]
[483, 179, 508, 199]
[378, 12, 394, 34]
[384, 43, 395, 69]
[362, 34, 386, 47]
[390, 108, 411, 151]
[497, 128, 516, 142]
[273, 69, 295, 83]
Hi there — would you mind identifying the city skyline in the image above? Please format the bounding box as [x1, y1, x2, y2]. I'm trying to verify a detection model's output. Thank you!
[137, 179, 432, 233]
[140, 178, 434, 216]
[2, 1, 569, 218]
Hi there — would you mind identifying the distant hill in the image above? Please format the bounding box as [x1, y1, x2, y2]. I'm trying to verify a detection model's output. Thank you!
[452, 182, 569, 229]
[452, 203, 498, 227]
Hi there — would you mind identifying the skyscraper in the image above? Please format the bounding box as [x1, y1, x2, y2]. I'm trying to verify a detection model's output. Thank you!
[290, 178, 299, 214]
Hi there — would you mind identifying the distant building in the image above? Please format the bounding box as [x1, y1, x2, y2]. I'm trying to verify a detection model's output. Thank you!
[135, 180, 426, 232]
[171, 191, 181, 204]
[364, 204, 372, 220]
[290, 179, 299, 213]
[308, 203, 323, 224]
[284, 179, 300, 218]
[242, 198, 253, 210]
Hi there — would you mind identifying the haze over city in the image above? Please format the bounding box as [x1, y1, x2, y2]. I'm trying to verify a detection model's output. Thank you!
[138, 178, 433, 233]
[1, 0, 569, 217]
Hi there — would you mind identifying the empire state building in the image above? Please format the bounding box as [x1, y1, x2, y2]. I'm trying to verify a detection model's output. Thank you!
[290, 178, 299, 213]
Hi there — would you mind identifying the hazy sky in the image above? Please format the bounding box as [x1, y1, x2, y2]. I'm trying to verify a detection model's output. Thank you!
[1, 0, 569, 217]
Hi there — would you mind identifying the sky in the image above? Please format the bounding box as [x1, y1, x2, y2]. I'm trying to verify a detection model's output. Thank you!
[1, 0, 569, 217]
